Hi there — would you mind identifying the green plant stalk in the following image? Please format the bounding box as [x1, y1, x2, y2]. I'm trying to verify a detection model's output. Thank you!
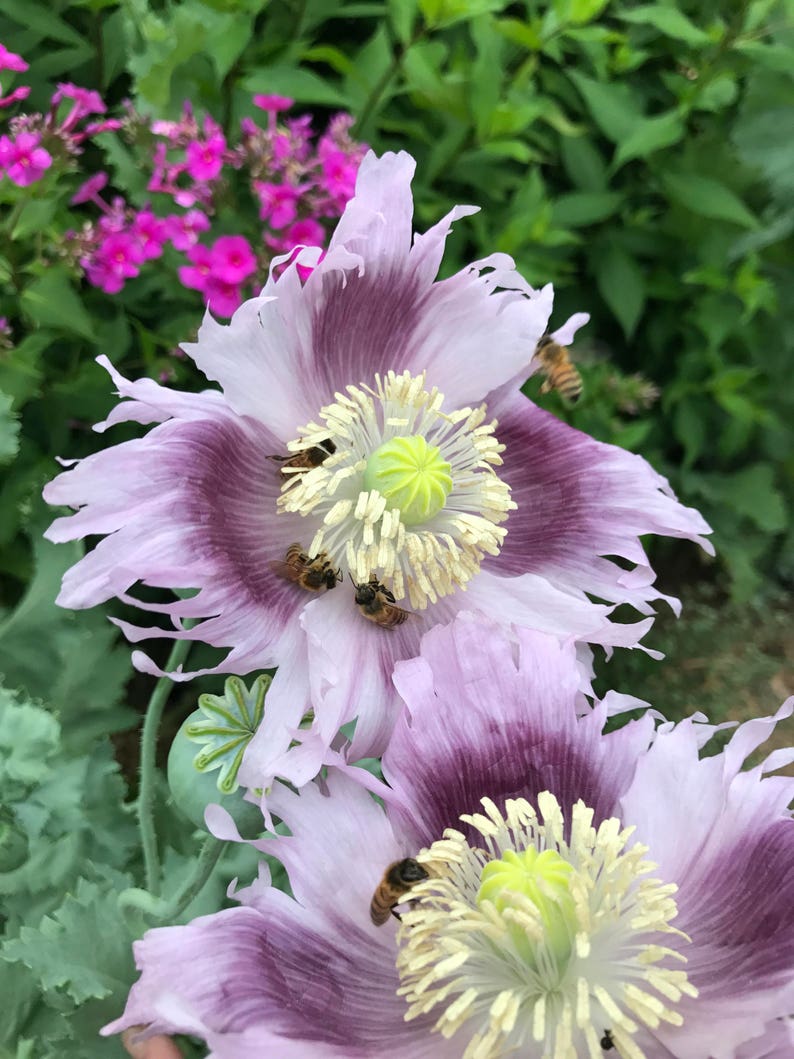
[120, 836, 226, 921]
[138, 635, 193, 893]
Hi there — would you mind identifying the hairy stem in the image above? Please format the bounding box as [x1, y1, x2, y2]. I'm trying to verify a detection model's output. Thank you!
[138, 636, 193, 893]
[120, 836, 226, 922]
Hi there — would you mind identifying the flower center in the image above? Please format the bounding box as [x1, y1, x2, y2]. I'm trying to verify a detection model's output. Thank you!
[277, 371, 514, 609]
[477, 847, 575, 969]
[396, 794, 696, 1059]
[363, 435, 452, 526]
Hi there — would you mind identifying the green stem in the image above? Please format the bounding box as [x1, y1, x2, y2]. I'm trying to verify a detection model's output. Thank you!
[138, 636, 193, 893]
[354, 25, 425, 140]
[120, 836, 226, 922]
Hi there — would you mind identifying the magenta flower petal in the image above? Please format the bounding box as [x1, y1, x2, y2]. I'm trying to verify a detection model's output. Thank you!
[385, 615, 656, 846]
[44, 360, 307, 677]
[489, 391, 713, 612]
[621, 702, 794, 1058]
[210, 234, 257, 284]
[0, 42, 28, 72]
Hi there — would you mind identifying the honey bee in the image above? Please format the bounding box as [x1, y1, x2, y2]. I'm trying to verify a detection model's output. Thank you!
[535, 334, 583, 403]
[600, 1030, 615, 1051]
[351, 576, 412, 628]
[269, 544, 341, 592]
[268, 438, 336, 472]
[370, 858, 429, 925]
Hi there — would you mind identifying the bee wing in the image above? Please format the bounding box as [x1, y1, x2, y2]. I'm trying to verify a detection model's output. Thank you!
[268, 558, 303, 581]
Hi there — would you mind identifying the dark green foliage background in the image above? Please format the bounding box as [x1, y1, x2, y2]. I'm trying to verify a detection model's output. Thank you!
[0, 0, 792, 1055]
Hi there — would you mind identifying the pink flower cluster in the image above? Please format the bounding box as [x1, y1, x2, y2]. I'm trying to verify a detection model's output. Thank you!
[0, 41, 366, 314]
[177, 235, 257, 316]
[0, 52, 120, 188]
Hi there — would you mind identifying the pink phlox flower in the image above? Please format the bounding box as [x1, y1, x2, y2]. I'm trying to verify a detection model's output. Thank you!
[0, 86, 29, 108]
[284, 217, 324, 249]
[204, 274, 243, 317]
[52, 82, 106, 134]
[84, 257, 125, 294]
[71, 170, 109, 206]
[270, 132, 293, 166]
[254, 180, 302, 228]
[84, 230, 145, 293]
[177, 243, 213, 293]
[185, 126, 226, 182]
[173, 186, 200, 208]
[97, 196, 128, 234]
[1, 130, 52, 186]
[318, 146, 360, 208]
[131, 209, 168, 261]
[150, 118, 182, 142]
[253, 94, 294, 113]
[99, 230, 145, 274]
[52, 82, 106, 114]
[297, 247, 325, 283]
[80, 118, 123, 138]
[265, 217, 325, 257]
[0, 42, 28, 72]
[209, 235, 256, 284]
[165, 209, 210, 251]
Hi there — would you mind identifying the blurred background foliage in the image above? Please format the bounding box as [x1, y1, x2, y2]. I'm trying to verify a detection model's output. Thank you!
[1, 1, 793, 1054]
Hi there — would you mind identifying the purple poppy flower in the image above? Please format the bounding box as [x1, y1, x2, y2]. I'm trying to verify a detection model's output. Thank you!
[44, 151, 710, 791]
[102, 616, 794, 1058]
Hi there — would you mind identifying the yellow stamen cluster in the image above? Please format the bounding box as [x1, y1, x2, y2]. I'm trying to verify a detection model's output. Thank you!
[277, 371, 515, 608]
[396, 794, 696, 1058]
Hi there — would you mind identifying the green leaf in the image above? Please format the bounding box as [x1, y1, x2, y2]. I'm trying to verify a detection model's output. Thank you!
[559, 134, 608, 191]
[20, 268, 94, 342]
[0, 332, 51, 408]
[243, 66, 348, 106]
[617, 4, 710, 45]
[0, 527, 135, 751]
[10, 200, 57, 242]
[732, 107, 794, 199]
[702, 464, 786, 534]
[594, 243, 646, 338]
[0, 392, 20, 466]
[0, 687, 60, 791]
[388, 0, 417, 42]
[552, 191, 622, 227]
[568, 71, 642, 142]
[0, 0, 86, 45]
[613, 110, 685, 167]
[663, 172, 759, 229]
[419, 0, 508, 29]
[2, 872, 145, 1005]
[569, 0, 611, 25]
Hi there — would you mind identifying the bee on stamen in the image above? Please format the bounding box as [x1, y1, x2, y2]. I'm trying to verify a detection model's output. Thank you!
[268, 438, 336, 473]
[269, 543, 342, 592]
[370, 858, 429, 925]
[350, 575, 412, 628]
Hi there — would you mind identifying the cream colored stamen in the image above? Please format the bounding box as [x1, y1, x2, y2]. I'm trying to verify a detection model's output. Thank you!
[277, 371, 515, 608]
[396, 794, 696, 1058]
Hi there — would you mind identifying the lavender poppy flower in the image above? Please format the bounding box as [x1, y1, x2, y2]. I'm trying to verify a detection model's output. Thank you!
[103, 615, 794, 1058]
[44, 151, 710, 790]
